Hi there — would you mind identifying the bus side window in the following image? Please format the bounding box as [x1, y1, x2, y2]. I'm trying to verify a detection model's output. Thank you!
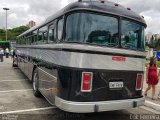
[38, 32, 43, 44]
[43, 32, 48, 43]
[16, 39, 19, 45]
[31, 35, 37, 45]
[31, 36, 34, 44]
[21, 37, 26, 45]
[19, 38, 21, 45]
[38, 26, 48, 44]
[26, 38, 29, 45]
[48, 23, 56, 43]
[32, 30, 38, 45]
[57, 18, 64, 41]
[29, 37, 32, 45]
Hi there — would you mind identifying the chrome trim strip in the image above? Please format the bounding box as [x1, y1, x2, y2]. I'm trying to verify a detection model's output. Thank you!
[16, 43, 146, 57]
[18, 56, 35, 81]
[55, 96, 145, 113]
[39, 89, 55, 106]
[16, 47, 145, 71]
[38, 68, 57, 82]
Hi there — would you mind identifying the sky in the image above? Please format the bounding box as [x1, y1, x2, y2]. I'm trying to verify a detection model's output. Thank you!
[0, 0, 160, 34]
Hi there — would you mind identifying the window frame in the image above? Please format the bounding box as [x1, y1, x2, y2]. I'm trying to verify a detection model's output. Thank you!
[38, 25, 48, 44]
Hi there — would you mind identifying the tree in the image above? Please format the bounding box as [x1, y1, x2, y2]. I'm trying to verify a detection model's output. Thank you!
[0, 26, 29, 41]
[0, 29, 6, 41]
[146, 35, 157, 48]
[12, 26, 29, 36]
[155, 38, 160, 51]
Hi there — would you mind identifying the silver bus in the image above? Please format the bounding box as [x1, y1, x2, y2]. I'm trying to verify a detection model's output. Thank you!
[16, 0, 147, 113]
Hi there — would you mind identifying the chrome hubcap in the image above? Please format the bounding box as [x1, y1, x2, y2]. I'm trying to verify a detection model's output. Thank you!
[33, 73, 37, 91]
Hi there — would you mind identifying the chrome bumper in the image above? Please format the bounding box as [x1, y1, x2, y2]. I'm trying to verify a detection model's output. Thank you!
[55, 96, 145, 113]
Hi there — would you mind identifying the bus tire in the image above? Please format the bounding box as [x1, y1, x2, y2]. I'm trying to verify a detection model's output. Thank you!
[32, 68, 42, 97]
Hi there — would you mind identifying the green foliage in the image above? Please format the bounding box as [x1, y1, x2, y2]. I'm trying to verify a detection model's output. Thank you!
[154, 39, 160, 51]
[145, 61, 160, 68]
[0, 41, 10, 49]
[0, 26, 29, 41]
[146, 35, 160, 51]
[146, 36, 157, 48]
[0, 29, 6, 41]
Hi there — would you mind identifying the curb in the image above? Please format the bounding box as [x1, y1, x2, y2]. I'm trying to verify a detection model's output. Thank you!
[144, 100, 160, 112]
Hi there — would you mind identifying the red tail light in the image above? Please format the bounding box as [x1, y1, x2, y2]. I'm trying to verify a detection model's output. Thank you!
[81, 72, 93, 92]
[136, 74, 143, 90]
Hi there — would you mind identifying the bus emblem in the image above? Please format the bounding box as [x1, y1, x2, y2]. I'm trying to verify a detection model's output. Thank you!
[112, 56, 126, 61]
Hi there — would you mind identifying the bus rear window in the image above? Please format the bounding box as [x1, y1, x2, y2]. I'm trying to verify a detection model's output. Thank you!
[121, 20, 145, 50]
[65, 13, 119, 47]
[65, 12, 145, 51]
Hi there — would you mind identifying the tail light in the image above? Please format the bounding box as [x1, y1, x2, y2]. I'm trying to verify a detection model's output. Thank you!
[136, 74, 143, 90]
[81, 72, 93, 92]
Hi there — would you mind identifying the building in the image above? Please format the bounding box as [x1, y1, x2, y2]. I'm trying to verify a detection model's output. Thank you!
[146, 33, 160, 43]
[26, 20, 36, 28]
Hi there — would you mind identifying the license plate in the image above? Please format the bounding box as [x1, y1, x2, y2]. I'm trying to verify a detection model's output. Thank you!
[109, 82, 123, 89]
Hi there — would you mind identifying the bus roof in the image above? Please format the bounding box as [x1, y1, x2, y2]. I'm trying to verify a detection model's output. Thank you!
[18, 0, 147, 38]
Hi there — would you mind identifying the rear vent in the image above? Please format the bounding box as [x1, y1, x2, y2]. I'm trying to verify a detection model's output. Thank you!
[81, 72, 93, 92]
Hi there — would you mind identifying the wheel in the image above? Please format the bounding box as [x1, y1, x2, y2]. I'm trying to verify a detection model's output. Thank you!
[12, 64, 18, 67]
[32, 68, 42, 97]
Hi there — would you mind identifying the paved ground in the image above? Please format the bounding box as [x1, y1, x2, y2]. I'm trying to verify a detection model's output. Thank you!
[142, 70, 160, 112]
[143, 70, 160, 104]
[0, 57, 159, 120]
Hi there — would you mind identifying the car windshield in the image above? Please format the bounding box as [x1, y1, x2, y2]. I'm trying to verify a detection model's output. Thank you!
[65, 12, 145, 50]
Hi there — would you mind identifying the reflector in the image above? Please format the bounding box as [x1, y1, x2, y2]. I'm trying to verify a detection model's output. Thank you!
[81, 72, 93, 92]
[136, 74, 143, 90]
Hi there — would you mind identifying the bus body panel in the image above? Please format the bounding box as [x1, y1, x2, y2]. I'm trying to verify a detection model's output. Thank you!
[17, 55, 34, 81]
[16, 45, 145, 103]
[17, 53, 58, 105]
[16, 45, 145, 71]
[55, 96, 145, 113]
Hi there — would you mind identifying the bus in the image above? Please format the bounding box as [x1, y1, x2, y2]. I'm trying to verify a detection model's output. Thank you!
[16, 0, 147, 113]
[10, 41, 16, 49]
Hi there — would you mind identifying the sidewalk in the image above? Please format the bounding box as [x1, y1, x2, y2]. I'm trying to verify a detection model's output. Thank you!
[143, 77, 160, 111]
[0, 56, 12, 64]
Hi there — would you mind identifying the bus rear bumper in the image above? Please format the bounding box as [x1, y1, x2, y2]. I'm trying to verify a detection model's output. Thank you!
[55, 96, 145, 113]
